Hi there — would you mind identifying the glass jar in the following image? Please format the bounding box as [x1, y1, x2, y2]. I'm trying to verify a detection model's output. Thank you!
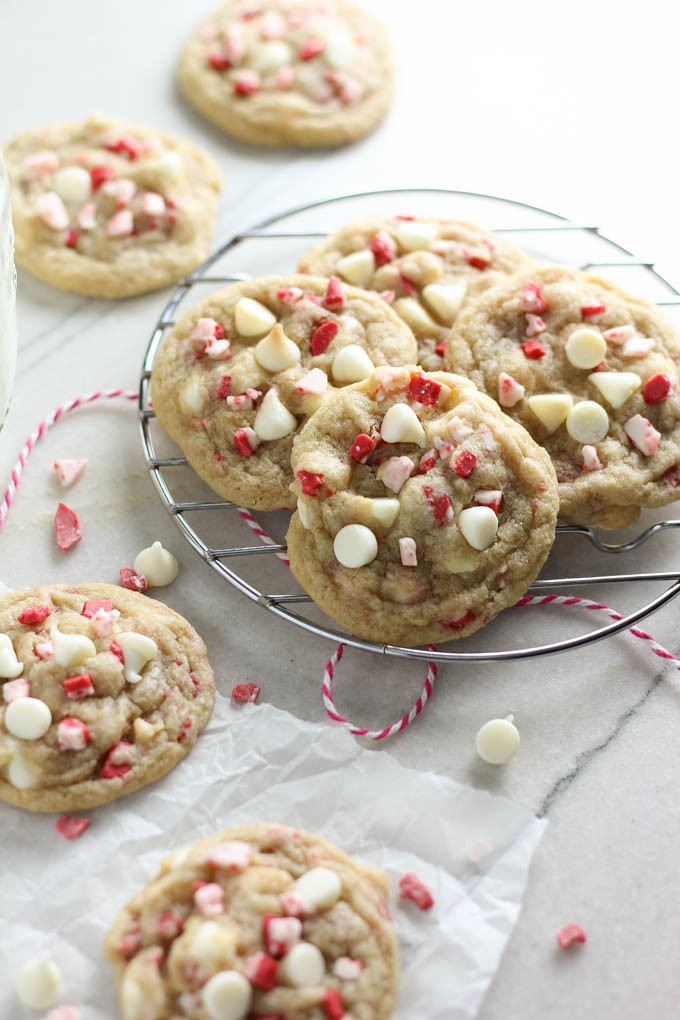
[0, 153, 17, 432]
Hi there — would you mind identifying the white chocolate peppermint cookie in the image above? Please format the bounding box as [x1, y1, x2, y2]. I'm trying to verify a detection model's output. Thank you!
[286, 367, 558, 646]
[151, 275, 416, 510]
[0, 584, 215, 812]
[179, 0, 393, 148]
[4, 116, 221, 298]
[105, 822, 398, 1019]
[298, 216, 533, 370]
[446, 266, 680, 528]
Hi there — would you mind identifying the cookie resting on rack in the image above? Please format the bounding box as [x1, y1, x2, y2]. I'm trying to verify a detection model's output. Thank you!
[150, 274, 417, 511]
[3, 115, 221, 298]
[178, 0, 393, 147]
[286, 366, 559, 646]
[298, 215, 533, 370]
[0, 584, 215, 812]
[445, 265, 680, 529]
[106, 822, 399, 1020]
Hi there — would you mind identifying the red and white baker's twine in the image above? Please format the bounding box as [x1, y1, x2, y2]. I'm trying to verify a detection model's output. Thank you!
[2, 393, 680, 742]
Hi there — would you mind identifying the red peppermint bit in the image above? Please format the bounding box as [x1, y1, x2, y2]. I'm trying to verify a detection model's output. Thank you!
[190, 671, 201, 697]
[119, 567, 148, 593]
[418, 450, 437, 474]
[55, 502, 82, 550]
[218, 375, 231, 399]
[118, 927, 141, 959]
[581, 303, 606, 322]
[519, 282, 548, 313]
[300, 36, 325, 59]
[89, 164, 114, 191]
[233, 427, 256, 457]
[63, 673, 95, 699]
[156, 910, 186, 938]
[434, 340, 447, 357]
[178, 717, 193, 742]
[398, 269, 415, 295]
[348, 433, 377, 464]
[591, 361, 607, 372]
[277, 287, 303, 304]
[213, 322, 225, 340]
[246, 952, 279, 991]
[263, 915, 302, 957]
[556, 923, 587, 949]
[453, 449, 477, 478]
[423, 486, 453, 524]
[231, 682, 261, 704]
[17, 604, 50, 625]
[208, 51, 231, 70]
[55, 815, 91, 840]
[81, 599, 114, 618]
[442, 610, 476, 631]
[105, 135, 142, 159]
[297, 469, 324, 496]
[311, 320, 339, 355]
[408, 374, 443, 406]
[321, 989, 346, 1019]
[463, 247, 489, 270]
[369, 230, 397, 266]
[399, 872, 434, 910]
[65, 228, 80, 249]
[664, 466, 680, 488]
[323, 276, 346, 310]
[234, 70, 261, 95]
[57, 716, 91, 750]
[395, 214, 415, 221]
[643, 373, 673, 403]
[109, 640, 125, 665]
[521, 340, 547, 359]
[100, 753, 132, 780]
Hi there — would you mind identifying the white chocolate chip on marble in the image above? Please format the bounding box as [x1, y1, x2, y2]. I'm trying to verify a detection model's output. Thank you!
[254, 388, 297, 440]
[133, 540, 179, 587]
[334, 524, 378, 568]
[0, 633, 23, 678]
[336, 249, 376, 286]
[565, 327, 607, 370]
[50, 626, 96, 668]
[565, 401, 609, 443]
[527, 393, 573, 433]
[234, 297, 277, 337]
[201, 970, 252, 1020]
[458, 506, 499, 550]
[254, 324, 301, 372]
[179, 378, 207, 416]
[5, 696, 52, 740]
[16, 956, 63, 1010]
[392, 297, 437, 334]
[422, 281, 467, 325]
[381, 403, 426, 445]
[294, 867, 342, 910]
[116, 632, 158, 684]
[368, 498, 401, 528]
[588, 371, 641, 409]
[331, 344, 375, 383]
[475, 716, 520, 764]
[395, 219, 438, 251]
[279, 942, 326, 987]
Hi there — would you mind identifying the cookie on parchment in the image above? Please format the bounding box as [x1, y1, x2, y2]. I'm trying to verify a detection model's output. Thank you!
[151, 274, 417, 511]
[0, 584, 215, 812]
[445, 265, 680, 529]
[179, 0, 393, 148]
[106, 822, 399, 1020]
[286, 366, 558, 646]
[3, 116, 221, 298]
[298, 216, 533, 370]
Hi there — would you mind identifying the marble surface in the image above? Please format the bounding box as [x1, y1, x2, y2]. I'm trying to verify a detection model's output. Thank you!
[2, 0, 680, 1016]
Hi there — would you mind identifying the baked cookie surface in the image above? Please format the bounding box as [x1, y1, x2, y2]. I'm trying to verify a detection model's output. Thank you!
[286, 367, 558, 646]
[151, 275, 417, 510]
[106, 822, 399, 1020]
[298, 216, 533, 370]
[4, 116, 221, 298]
[0, 584, 215, 812]
[179, 0, 393, 148]
[445, 265, 680, 528]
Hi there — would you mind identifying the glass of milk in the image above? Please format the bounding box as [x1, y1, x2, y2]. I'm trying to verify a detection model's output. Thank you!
[0, 153, 17, 432]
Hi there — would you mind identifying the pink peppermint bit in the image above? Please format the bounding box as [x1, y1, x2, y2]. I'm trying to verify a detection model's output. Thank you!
[333, 957, 364, 981]
[323, 275, 346, 310]
[497, 372, 525, 408]
[519, 282, 548, 313]
[91, 607, 120, 637]
[277, 286, 303, 304]
[46, 1008, 84, 1020]
[300, 36, 325, 59]
[399, 872, 434, 910]
[156, 910, 186, 938]
[120, 567, 148, 593]
[141, 191, 166, 217]
[378, 456, 415, 493]
[34, 640, 54, 660]
[263, 915, 302, 957]
[234, 70, 261, 95]
[474, 489, 503, 513]
[622, 335, 654, 358]
[54, 458, 87, 488]
[418, 449, 437, 474]
[399, 537, 418, 567]
[194, 882, 224, 917]
[623, 414, 660, 456]
[370, 230, 397, 266]
[63, 673, 94, 699]
[233, 427, 260, 457]
[107, 209, 134, 237]
[57, 717, 91, 750]
[408, 373, 444, 406]
[280, 890, 314, 917]
[423, 486, 453, 524]
[55, 502, 82, 550]
[206, 840, 252, 871]
[23, 149, 59, 177]
[556, 923, 586, 949]
[452, 449, 477, 478]
[581, 445, 603, 471]
[463, 246, 490, 270]
[55, 815, 91, 840]
[580, 303, 606, 322]
[525, 313, 546, 337]
[35, 191, 69, 231]
[603, 324, 635, 345]
[442, 609, 476, 631]
[3, 677, 29, 702]
[77, 202, 97, 230]
[17, 604, 50, 625]
[296, 368, 328, 395]
[244, 951, 279, 991]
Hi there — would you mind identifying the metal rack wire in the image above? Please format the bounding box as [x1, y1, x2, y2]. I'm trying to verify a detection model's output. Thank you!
[139, 188, 680, 663]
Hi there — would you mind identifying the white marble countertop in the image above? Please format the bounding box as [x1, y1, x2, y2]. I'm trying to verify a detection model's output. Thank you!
[2, 0, 680, 1016]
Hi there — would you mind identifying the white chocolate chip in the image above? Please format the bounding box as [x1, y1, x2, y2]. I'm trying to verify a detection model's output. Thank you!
[133, 540, 179, 587]
[294, 867, 342, 910]
[35, 191, 69, 231]
[50, 626, 96, 668]
[192, 921, 237, 962]
[16, 956, 63, 1010]
[392, 297, 437, 334]
[323, 25, 357, 68]
[395, 220, 437, 251]
[134, 717, 164, 743]
[254, 388, 297, 440]
[297, 499, 310, 529]
[497, 372, 525, 408]
[147, 150, 183, 181]
[335, 249, 376, 286]
[588, 371, 641, 409]
[53, 165, 91, 205]
[249, 39, 294, 72]
[8, 748, 38, 789]
[368, 498, 400, 528]
[527, 393, 573, 433]
[381, 403, 426, 445]
[179, 378, 207, 416]
[254, 323, 301, 372]
[279, 942, 325, 987]
[234, 297, 276, 337]
[201, 970, 252, 1020]
[422, 281, 466, 325]
[458, 506, 499, 550]
[565, 401, 609, 443]
[565, 327, 606, 369]
[0, 633, 23, 678]
[475, 717, 520, 764]
[116, 632, 158, 684]
[334, 524, 378, 568]
[5, 696, 52, 740]
[331, 344, 375, 383]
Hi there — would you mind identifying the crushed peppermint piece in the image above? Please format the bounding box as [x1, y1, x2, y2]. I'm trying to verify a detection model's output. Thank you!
[423, 486, 453, 524]
[323, 276, 346, 310]
[233, 427, 260, 456]
[231, 682, 261, 703]
[581, 303, 606, 322]
[62, 673, 94, 700]
[399, 872, 434, 910]
[521, 339, 547, 359]
[556, 923, 587, 949]
[377, 456, 415, 493]
[603, 324, 635, 345]
[263, 915, 302, 957]
[54, 458, 87, 487]
[18, 604, 50, 626]
[296, 367, 328, 395]
[81, 598, 114, 618]
[370, 230, 397, 266]
[55, 815, 91, 840]
[497, 372, 525, 407]
[622, 335, 655, 357]
[442, 609, 476, 631]
[519, 282, 548, 313]
[643, 373, 673, 403]
[582, 445, 603, 471]
[277, 286, 304, 304]
[447, 415, 474, 442]
[35, 191, 69, 230]
[91, 607, 120, 637]
[525, 313, 546, 337]
[348, 433, 377, 463]
[194, 882, 224, 918]
[3, 677, 30, 702]
[474, 489, 503, 513]
[452, 449, 477, 478]
[321, 989, 345, 1019]
[206, 840, 252, 871]
[57, 716, 91, 750]
[408, 373, 443, 405]
[418, 449, 437, 474]
[399, 537, 417, 567]
[311, 320, 339, 355]
[463, 247, 489, 270]
[300, 36, 325, 59]
[34, 640, 54, 660]
[119, 567, 148, 593]
[244, 951, 279, 991]
[105, 135, 142, 159]
[623, 414, 660, 455]
[100, 742, 133, 780]
[333, 957, 364, 981]
[107, 209, 134, 237]
[297, 469, 324, 496]
[234, 69, 262, 94]
[55, 502, 82, 550]
[89, 165, 114, 191]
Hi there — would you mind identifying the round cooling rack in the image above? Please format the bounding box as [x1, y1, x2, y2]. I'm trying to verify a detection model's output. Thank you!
[138, 187, 680, 663]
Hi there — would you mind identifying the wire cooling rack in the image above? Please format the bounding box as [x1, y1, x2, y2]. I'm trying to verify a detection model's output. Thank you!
[139, 187, 680, 663]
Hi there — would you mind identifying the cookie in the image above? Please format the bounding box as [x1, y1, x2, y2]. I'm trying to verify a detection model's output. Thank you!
[151, 275, 417, 511]
[106, 822, 399, 1020]
[178, 0, 393, 148]
[3, 116, 221, 298]
[286, 366, 558, 646]
[298, 216, 533, 370]
[0, 584, 215, 812]
[445, 265, 680, 528]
